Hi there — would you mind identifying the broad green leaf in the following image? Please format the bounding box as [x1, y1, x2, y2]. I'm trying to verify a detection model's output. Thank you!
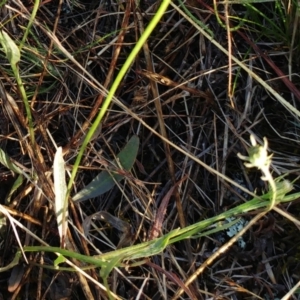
[53, 147, 68, 247]
[73, 135, 139, 202]
[0, 31, 20, 67]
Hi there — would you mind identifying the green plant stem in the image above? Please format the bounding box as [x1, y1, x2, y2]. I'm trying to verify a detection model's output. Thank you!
[3, 182, 297, 298]
[177, 0, 214, 37]
[14, 71, 35, 146]
[24, 183, 297, 266]
[66, 0, 172, 199]
[20, 0, 40, 50]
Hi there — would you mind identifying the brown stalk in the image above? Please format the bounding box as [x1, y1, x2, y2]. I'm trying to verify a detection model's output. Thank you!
[63, 1, 132, 153]
[149, 175, 188, 240]
[30, 0, 63, 109]
[134, 2, 187, 235]
[0, 79, 55, 203]
[198, 0, 300, 101]
[136, 69, 213, 100]
[136, 69, 219, 113]
[146, 260, 197, 300]
[0, 205, 42, 226]
[238, 30, 300, 101]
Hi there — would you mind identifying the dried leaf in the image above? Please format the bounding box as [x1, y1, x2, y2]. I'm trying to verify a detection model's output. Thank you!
[53, 147, 68, 248]
[82, 211, 133, 248]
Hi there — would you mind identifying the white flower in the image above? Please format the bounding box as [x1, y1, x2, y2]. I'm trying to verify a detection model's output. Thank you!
[238, 135, 273, 180]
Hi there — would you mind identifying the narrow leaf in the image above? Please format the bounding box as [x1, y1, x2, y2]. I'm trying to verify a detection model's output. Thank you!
[0, 148, 22, 175]
[53, 147, 68, 247]
[5, 175, 23, 204]
[73, 135, 139, 202]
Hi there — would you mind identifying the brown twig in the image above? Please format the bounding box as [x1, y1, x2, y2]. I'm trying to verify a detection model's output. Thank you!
[198, 0, 300, 101]
[146, 260, 197, 300]
[63, 2, 132, 154]
[149, 175, 188, 240]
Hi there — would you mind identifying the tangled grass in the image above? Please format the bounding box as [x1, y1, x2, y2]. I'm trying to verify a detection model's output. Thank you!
[0, 0, 300, 299]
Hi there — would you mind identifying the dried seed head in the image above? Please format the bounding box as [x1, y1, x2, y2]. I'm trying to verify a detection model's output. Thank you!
[133, 85, 148, 103]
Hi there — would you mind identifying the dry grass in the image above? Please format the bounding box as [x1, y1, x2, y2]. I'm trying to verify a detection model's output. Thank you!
[1, 0, 300, 299]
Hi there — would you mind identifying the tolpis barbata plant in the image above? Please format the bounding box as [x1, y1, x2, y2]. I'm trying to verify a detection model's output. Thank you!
[238, 135, 277, 210]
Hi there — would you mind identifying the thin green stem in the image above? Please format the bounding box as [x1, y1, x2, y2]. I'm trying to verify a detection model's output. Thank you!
[177, 0, 214, 37]
[14, 70, 35, 146]
[20, 0, 40, 50]
[66, 0, 172, 199]
[24, 184, 298, 266]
